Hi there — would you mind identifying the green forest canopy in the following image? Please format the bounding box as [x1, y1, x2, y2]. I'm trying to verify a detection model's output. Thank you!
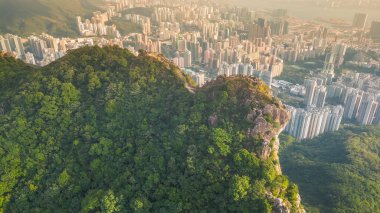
[280, 126, 380, 212]
[0, 46, 301, 212]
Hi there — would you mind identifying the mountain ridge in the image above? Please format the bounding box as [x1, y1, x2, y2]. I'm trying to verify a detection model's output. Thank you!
[0, 46, 304, 212]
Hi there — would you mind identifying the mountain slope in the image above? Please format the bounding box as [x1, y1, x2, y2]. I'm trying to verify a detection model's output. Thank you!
[0, 52, 35, 101]
[280, 126, 380, 212]
[0, 0, 103, 36]
[0, 46, 303, 212]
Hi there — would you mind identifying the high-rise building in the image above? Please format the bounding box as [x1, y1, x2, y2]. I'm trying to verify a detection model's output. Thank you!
[325, 43, 347, 68]
[194, 72, 205, 87]
[343, 89, 363, 120]
[247, 19, 270, 41]
[285, 107, 311, 141]
[203, 48, 214, 65]
[183, 49, 192, 67]
[325, 106, 344, 132]
[352, 13, 368, 29]
[0, 34, 25, 58]
[40, 33, 59, 52]
[307, 109, 324, 138]
[304, 79, 317, 106]
[374, 103, 380, 125]
[0, 35, 11, 53]
[77, 16, 82, 33]
[28, 36, 47, 60]
[327, 83, 345, 99]
[312, 85, 327, 108]
[269, 20, 288, 36]
[218, 62, 231, 76]
[4, 34, 24, 57]
[286, 105, 343, 141]
[142, 18, 151, 35]
[356, 96, 378, 125]
[370, 21, 380, 40]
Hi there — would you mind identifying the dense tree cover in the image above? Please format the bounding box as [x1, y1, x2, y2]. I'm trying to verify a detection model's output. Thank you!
[0, 52, 35, 101]
[280, 126, 380, 212]
[0, 46, 301, 212]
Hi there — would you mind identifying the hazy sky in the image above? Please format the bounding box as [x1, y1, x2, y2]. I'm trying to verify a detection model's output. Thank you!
[218, 0, 380, 25]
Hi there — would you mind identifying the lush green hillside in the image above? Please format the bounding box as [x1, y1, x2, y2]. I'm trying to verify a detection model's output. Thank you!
[0, 52, 35, 101]
[280, 126, 380, 212]
[0, 0, 103, 36]
[0, 46, 303, 212]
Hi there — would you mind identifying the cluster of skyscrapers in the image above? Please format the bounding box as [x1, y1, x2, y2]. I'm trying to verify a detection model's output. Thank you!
[116, 3, 289, 86]
[325, 43, 348, 68]
[283, 43, 351, 141]
[0, 34, 25, 59]
[284, 42, 380, 141]
[286, 75, 344, 141]
[303, 79, 328, 108]
[285, 67, 380, 142]
[285, 105, 344, 141]
[217, 57, 283, 88]
[351, 13, 380, 40]
[0, 33, 67, 65]
[326, 71, 380, 125]
[76, 11, 120, 37]
[301, 43, 348, 107]
[0, 33, 123, 66]
[275, 27, 329, 63]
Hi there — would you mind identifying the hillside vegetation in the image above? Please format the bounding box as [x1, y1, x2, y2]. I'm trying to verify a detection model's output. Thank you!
[280, 126, 380, 212]
[0, 52, 35, 101]
[0, 0, 103, 36]
[0, 46, 303, 212]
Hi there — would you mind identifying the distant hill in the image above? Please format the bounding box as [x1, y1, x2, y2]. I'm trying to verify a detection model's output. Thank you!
[280, 126, 380, 212]
[0, 0, 103, 36]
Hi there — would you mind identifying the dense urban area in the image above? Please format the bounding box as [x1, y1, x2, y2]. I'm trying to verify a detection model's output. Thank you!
[1, 0, 380, 142]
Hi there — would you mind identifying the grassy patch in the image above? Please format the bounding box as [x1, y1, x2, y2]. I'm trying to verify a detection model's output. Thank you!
[276, 60, 324, 84]
[106, 18, 142, 35]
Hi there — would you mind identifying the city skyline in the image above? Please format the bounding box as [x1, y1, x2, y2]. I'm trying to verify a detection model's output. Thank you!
[1, 0, 380, 141]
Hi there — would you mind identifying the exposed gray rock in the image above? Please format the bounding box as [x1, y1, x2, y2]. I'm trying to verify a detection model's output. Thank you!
[208, 113, 218, 126]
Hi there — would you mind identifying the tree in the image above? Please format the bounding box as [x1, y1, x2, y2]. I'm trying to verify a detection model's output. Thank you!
[101, 190, 122, 213]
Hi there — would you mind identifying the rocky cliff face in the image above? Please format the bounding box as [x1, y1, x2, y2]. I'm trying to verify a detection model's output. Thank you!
[249, 104, 304, 213]
[203, 76, 304, 213]
[247, 102, 304, 213]
[247, 104, 289, 160]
